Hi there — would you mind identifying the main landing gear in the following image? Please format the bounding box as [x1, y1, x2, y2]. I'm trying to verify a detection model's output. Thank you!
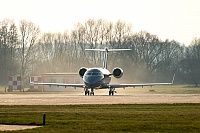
[84, 88, 116, 96]
[84, 88, 94, 96]
[84, 90, 89, 95]
[109, 88, 115, 96]
[109, 90, 114, 95]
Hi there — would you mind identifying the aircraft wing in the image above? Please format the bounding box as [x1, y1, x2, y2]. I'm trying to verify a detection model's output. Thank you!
[106, 82, 173, 88]
[30, 74, 175, 89]
[107, 74, 175, 88]
[30, 82, 85, 88]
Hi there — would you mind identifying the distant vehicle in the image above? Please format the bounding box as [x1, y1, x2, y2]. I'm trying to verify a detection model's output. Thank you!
[30, 47, 175, 95]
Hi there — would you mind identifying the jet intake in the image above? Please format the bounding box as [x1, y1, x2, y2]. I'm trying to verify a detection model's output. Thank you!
[112, 67, 123, 78]
[79, 67, 87, 78]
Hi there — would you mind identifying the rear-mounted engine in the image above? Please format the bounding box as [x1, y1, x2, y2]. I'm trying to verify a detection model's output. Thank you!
[79, 67, 87, 78]
[112, 67, 123, 78]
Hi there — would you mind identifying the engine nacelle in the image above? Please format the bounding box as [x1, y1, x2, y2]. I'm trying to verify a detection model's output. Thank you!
[79, 67, 87, 78]
[112, 67, 123, 78]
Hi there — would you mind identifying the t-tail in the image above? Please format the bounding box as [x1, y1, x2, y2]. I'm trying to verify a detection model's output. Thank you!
[85, 47, 131, 69]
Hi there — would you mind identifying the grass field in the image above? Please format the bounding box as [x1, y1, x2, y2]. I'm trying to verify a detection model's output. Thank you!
[119, 85, 200, 94]
[0, 104, 200, 132]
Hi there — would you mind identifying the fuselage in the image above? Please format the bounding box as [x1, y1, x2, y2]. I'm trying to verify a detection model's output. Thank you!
[83, 68, 111, 89]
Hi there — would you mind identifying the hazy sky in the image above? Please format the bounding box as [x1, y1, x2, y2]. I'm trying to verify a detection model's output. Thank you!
[1, 0, 200, 45]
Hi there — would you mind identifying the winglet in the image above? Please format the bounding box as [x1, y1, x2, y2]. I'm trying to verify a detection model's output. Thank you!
[172, 74, 175, 84]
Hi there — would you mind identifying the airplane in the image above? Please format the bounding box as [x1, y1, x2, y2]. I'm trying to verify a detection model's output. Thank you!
[30, 47, 175, 95]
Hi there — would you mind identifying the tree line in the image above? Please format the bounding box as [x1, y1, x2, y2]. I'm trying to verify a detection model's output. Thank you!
[0, 19, 200, 86]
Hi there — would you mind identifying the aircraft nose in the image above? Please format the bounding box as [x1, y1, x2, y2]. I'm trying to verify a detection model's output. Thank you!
[84, 76, 103, 87]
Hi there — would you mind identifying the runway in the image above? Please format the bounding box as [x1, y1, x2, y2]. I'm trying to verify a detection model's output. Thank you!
[0, 94, 200, 105]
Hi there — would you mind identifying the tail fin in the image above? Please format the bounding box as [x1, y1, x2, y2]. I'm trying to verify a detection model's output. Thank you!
[171, 74, 176, 84]
[85, 47, 131, 69]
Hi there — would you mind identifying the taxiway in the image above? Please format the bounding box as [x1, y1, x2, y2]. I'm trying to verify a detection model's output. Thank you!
[0, 94, 199, 105]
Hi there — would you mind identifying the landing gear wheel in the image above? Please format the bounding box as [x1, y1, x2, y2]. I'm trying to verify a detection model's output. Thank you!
[90, 92, 94, 95]
[85, 90, 90, 95]
[109, 91, 111, 95]
[109, 91, 114, 96]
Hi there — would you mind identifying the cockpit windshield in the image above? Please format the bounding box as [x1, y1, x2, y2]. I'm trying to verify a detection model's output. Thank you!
[92, 72, 100, 75]
[85, 69, 103, 76]
[86, 72, 102, 76]
[86, 72, 92, 75]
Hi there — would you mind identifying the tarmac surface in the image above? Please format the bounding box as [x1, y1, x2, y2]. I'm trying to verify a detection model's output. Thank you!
[0, 94, 200, 105]
[0, 125, 41, 131]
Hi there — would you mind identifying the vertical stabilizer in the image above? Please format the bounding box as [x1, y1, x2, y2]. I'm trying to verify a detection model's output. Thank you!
[85, 48, 131, 69]
[103, 48, 108, 69]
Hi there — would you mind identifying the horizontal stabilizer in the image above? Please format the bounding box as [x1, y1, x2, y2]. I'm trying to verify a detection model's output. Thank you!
[85, 48, 131, 52]
[85, 47, 131, 69]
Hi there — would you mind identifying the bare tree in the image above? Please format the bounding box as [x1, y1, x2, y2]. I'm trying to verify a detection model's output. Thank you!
[0, 19, 18, 84]
[122, 31, 162, 81]
[1, 18, 200, 85]
[181, 38, 200, 86]
[34, 31, 73, 73]
[17, 20, 40, 78]
[71, 19, 115, 68]
[154, 40, 184, 82]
